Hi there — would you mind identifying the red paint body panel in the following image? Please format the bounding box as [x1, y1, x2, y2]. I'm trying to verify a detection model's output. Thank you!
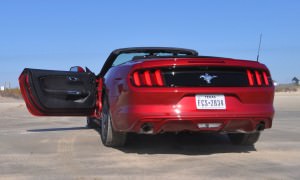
[19, 72, 45, 116]
[104, 57, 274, 134]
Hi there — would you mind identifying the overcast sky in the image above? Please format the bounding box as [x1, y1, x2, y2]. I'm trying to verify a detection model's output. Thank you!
[0, 0, 299, 87]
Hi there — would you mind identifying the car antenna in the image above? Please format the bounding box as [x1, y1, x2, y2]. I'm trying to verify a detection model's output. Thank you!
[256, 33, 262, 62]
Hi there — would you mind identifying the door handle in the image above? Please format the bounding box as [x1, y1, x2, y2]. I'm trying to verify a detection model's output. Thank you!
[44, 89, 88, 99]
[66, 90, 89, 100]
[66, 90, 81, 96]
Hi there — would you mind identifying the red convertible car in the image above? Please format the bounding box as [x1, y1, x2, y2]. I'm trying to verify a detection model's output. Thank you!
[19, 47, 274, 147]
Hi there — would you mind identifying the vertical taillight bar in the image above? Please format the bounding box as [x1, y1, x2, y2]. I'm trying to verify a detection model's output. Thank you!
[154, 70, 164, 86]
[133, 72, 141, 86]
[255, 71, 262, 86]
[144, 71, 152, 86]
[247, 70, 254, 86]
[262, 72, 269, 86]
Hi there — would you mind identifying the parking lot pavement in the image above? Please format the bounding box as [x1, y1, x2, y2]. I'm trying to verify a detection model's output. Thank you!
[0, 94, 299, 180]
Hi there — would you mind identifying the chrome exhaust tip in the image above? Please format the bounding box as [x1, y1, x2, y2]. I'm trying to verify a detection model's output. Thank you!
[256, 122, 265, 131]
[140, 123, 154, 134]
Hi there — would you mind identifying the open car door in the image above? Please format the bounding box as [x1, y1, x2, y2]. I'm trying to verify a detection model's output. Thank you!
[19, 68, 97, 116]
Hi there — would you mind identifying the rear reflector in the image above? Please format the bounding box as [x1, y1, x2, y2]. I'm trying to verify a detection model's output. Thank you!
[198, 123, 222, 128]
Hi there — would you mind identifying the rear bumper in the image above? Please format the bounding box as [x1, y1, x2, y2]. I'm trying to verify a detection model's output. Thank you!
[133, 117, 272, 134]
[110, 87, 274, 134]
[112, 104, 274, 134]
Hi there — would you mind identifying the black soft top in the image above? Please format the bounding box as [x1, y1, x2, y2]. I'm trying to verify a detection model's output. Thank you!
[111, 47, 198, 56]
[99, 47, 198, 76]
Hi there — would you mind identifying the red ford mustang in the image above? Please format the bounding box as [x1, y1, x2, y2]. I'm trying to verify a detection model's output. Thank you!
[19, 47, 275, 147]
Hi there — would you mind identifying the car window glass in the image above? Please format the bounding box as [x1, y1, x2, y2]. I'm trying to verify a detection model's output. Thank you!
[112, 53, 148, 66]
[112, 52, 191, 66]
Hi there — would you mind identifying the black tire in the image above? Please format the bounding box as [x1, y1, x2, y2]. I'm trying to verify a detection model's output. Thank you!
[86, 117, 98, 129]
[228, 132, 260, 145]
[100, 96, 127, 147]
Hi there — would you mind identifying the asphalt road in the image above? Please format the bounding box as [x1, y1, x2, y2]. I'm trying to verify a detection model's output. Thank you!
[0, 94, 299, 180]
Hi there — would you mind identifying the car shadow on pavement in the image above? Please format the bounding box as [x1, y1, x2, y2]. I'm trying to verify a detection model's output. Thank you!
[27, 126, 89, 132]
[117, 133, 257, 155]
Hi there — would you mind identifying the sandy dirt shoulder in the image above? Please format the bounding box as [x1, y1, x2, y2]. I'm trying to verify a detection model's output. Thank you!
[0, 92, 299, 179]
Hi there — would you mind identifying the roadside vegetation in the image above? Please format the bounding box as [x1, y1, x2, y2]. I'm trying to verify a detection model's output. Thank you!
[0, 85, 298, 100]
[0, 88, 22, 99]
[275, 84, 299, 92]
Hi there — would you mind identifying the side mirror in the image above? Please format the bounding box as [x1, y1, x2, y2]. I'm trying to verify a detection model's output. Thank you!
[70, 66, 85, 73]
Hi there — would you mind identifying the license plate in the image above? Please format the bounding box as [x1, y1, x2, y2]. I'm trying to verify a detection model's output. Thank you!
[196, 94, 226, 110]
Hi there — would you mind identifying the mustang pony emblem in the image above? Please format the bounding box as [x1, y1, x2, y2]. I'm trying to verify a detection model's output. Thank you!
[200, 73, 217, 84]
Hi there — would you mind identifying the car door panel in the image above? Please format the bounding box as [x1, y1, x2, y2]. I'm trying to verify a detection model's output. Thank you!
[19, 68, 96, 116]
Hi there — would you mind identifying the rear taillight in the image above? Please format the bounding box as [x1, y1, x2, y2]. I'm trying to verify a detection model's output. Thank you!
[132, 69, 165, 87]
[154, 70, 164, 86]
[255, 71, 262, 86]
[144, 71, 152, 86]
[247, 70, 254, 86]
[247, 69, 271, 87]
[262, 71, 270, 86]
[133, 72, 141, 86]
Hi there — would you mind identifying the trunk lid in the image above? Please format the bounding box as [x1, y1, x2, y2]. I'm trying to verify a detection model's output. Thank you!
[129, 57, 272, 88]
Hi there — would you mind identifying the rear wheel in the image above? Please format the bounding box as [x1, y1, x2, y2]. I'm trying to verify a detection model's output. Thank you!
[100, 97, 127, 147]
[228, 132, 260, 145]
